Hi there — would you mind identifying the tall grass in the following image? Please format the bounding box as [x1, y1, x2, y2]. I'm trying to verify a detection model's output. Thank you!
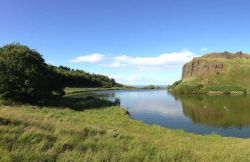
[1, 96, 250, 161]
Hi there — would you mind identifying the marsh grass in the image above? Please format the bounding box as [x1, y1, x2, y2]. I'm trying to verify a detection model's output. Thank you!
[1, 96, 250, 161]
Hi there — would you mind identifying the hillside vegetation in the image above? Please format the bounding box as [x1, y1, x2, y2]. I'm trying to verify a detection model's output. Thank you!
[0, 43, 121, 102]
[50, 65, 121, 88]
[169, 52, 250, 94]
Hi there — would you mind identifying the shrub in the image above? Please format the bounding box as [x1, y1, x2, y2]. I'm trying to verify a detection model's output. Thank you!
[143, 85, 155, 89]
[167, 80, 182, 90]
[207, 85, 247, 94]
[173, 84, 207, 94]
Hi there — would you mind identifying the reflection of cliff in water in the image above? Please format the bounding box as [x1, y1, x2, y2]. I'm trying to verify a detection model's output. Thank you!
[176, 95, 250, 128]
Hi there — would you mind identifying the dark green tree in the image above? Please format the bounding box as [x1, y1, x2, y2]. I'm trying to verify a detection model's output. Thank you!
[0, 43, 64, 102]
[51, 65, 120, 88]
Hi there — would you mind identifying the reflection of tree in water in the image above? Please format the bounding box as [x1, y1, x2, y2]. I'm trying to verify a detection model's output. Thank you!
[175, 95, 250, 128]
[114, 98, 120, 106]
[98, 93, 116, 98]
[99, 92, 121, 106]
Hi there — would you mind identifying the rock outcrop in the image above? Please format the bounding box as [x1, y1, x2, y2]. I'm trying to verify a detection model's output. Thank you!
[182, 52, 250, 80]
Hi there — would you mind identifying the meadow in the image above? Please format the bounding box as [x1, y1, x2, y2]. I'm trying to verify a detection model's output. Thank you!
[1, 94, 250, 162]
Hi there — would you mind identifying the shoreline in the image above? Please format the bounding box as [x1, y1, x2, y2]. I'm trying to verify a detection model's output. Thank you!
[64, 87, 166, 95]
[1, 92, 250, 161]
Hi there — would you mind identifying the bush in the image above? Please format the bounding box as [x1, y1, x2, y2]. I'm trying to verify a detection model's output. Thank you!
[207, 85, 247, 94]
[0, 43, 64, 102]
[173, 84, 207, 94]
[143, 85, 155, 89]
[167, 80, 182, 90]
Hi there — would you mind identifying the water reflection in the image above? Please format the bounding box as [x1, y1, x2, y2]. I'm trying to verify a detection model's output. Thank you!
[178, 95, 250, 128]
[92, 90, 250, 137]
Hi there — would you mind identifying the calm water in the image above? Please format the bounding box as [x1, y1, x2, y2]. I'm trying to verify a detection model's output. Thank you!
[93, 89, 250, 138]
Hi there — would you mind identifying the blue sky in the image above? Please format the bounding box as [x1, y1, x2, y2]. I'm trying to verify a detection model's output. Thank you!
[1, 0, 250, 85]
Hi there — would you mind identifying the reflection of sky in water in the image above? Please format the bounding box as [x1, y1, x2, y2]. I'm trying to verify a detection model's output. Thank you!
[95, 90, 250, 138]
[117, 91, 184, 117]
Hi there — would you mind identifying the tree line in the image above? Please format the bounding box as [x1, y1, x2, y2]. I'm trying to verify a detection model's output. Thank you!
[0, 43, 120, 102]
[51, 65, 118, 88]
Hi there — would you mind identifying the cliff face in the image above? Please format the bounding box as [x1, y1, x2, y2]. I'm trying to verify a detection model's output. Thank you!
[182, 59, 224, 79]
[182, 52, 250, 80]
[170, 52, 250, 94]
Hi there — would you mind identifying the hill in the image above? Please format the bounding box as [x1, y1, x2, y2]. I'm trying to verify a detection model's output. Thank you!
[169, 51, 250, 94]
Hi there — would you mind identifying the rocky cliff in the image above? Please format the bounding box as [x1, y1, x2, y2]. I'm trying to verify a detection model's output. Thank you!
[169, 52, 250, 94]
[182, 52, 250, 80]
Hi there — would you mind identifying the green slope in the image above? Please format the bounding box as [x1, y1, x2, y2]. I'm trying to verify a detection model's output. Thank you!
[169, 52, 250, 94]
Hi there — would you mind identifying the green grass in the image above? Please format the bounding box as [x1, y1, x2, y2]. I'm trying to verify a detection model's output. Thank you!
[64, 87, 135, 95]
[170, 83, 247, 94]
[1, 96, 250, 161]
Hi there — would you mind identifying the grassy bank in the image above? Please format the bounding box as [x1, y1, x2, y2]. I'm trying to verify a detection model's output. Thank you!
[1, 96, 250, 161]
[64, 87, 135, 95]
[64, 86, 165, 95]
[168, 82, 248, 95]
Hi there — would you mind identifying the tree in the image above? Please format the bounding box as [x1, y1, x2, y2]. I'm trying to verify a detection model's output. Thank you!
[51, 65, 119, 88]
[0, 43, 64, 102]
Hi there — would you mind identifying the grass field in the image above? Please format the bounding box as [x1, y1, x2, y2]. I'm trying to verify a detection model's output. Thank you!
[1, 95, 250, 162]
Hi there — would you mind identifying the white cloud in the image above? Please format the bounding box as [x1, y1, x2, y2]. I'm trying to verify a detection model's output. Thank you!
[70, 53, 105, 63]
[199, 47, 208, 52]
[126, 74, 152, 82]
[112, 74, 154, 85]
[69, 50, 198, 85]
[107, 50, 196, 70]
[70, 50, 197, 71]
[108, 62, 125, 67]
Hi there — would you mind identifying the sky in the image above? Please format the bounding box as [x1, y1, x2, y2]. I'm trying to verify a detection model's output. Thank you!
[1, 0, 250, 85]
